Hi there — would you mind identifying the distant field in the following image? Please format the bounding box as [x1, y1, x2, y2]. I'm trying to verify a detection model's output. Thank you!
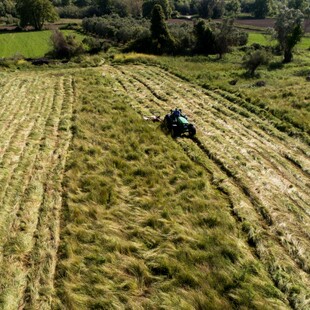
[235, 18, 310, 33]
[0, 30, 85, 58]
[247, 32, 310, 49]
[247, 32, 272, 45]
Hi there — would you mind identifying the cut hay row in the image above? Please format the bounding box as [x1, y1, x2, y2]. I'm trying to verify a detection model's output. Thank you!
[106, 64, 310, 309]
[0, 72, 74, 309]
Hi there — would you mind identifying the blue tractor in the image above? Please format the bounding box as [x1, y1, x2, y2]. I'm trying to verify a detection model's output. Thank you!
[163, 109, 196, 138]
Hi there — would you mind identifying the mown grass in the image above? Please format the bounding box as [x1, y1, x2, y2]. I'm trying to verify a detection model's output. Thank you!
[128, 46, 309, 137]
[0, 71, 74, 309]
[53, 68, 289, 309]
[0, 30, 85, 58]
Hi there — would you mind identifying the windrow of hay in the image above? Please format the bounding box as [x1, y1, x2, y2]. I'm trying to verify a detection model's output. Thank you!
[0, 71, 74, 309]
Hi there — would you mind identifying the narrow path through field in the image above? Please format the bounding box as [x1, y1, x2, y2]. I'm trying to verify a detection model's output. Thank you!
[104, 64, 310, 309]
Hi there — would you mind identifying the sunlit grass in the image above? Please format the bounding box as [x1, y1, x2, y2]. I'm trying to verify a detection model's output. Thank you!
[152, 47, 310, 135]
[0, 30, 85, 58]
[53, 68, 289, 309]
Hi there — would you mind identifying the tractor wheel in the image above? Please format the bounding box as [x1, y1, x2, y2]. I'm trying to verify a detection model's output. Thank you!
[163, 115, 171, 127]
[162, 115, 171, 133]
[188, 124, 196, 137]
[171, 127, 179, 138]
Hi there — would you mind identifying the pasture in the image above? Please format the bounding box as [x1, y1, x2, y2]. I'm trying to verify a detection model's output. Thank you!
[0, 30, 85, 58]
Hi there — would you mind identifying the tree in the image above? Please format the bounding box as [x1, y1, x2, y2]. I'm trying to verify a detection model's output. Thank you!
[252, 0, 270, 18]
[288, 0, 306, 11]
[193, 19, 216, 54]
[305, 6, 310, 18]
[143, 0, 171, 19]
[123, 0, 143, 17]
[197, 0, 225, 18]
[242, 49, 269, 76]
[96, 0, 129, 16]
[150, 4, 175, 53]
[174, 0, 192, 15]
[214, 19, 247, 58]
[274, 7, 304, 63]
[225, 0, 240, 17]
[0, 0, 16, 17]
[193, 19, 247, 57]
[16, 0, 58, 30]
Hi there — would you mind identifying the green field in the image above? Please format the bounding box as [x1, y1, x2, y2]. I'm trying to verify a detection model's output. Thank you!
[0, 30, 85, 58]
[0, 27, 309, 309]
[247, 32, 310, 49]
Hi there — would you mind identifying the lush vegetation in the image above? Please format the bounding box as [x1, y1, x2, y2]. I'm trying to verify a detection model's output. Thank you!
[1, 0, 310, 24]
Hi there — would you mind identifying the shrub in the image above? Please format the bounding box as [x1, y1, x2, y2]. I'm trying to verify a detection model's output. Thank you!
[82, 37, 105, 54]
[82, 15, 150, 45]
[242, 49, 270, 77]
[57, 5, 99, 18]
[49, 30, 84, 59]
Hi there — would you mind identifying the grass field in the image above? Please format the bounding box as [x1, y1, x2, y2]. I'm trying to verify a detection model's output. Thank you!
[0, 69, 74, 308]
[0, 30, 85, 58]
[247, 32, 310, 49]
[0, 61, 309, 309]
[144, 46, 310, 138]
[0, 18, 309, 306]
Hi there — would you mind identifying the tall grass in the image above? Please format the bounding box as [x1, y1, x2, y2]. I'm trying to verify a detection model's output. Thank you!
[99, 63, 310, 308]
[53, 69, 290, 309]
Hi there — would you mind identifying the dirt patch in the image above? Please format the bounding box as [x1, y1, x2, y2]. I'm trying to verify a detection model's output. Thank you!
[235, 18, 310, 33]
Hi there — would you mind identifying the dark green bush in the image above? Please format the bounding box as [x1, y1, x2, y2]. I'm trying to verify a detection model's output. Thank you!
[49, 30, 84, 59]
[82, 15, 150, 44]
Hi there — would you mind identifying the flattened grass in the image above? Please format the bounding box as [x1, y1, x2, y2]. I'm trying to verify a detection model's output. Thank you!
[54, 69, 289, 309]
[153, 47, 310, 136]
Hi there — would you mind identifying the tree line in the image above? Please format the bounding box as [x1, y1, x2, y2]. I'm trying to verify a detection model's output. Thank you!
[81, 4, 304, 65]
[1, 0, 310, 23]
[0, 0, 306, 65]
